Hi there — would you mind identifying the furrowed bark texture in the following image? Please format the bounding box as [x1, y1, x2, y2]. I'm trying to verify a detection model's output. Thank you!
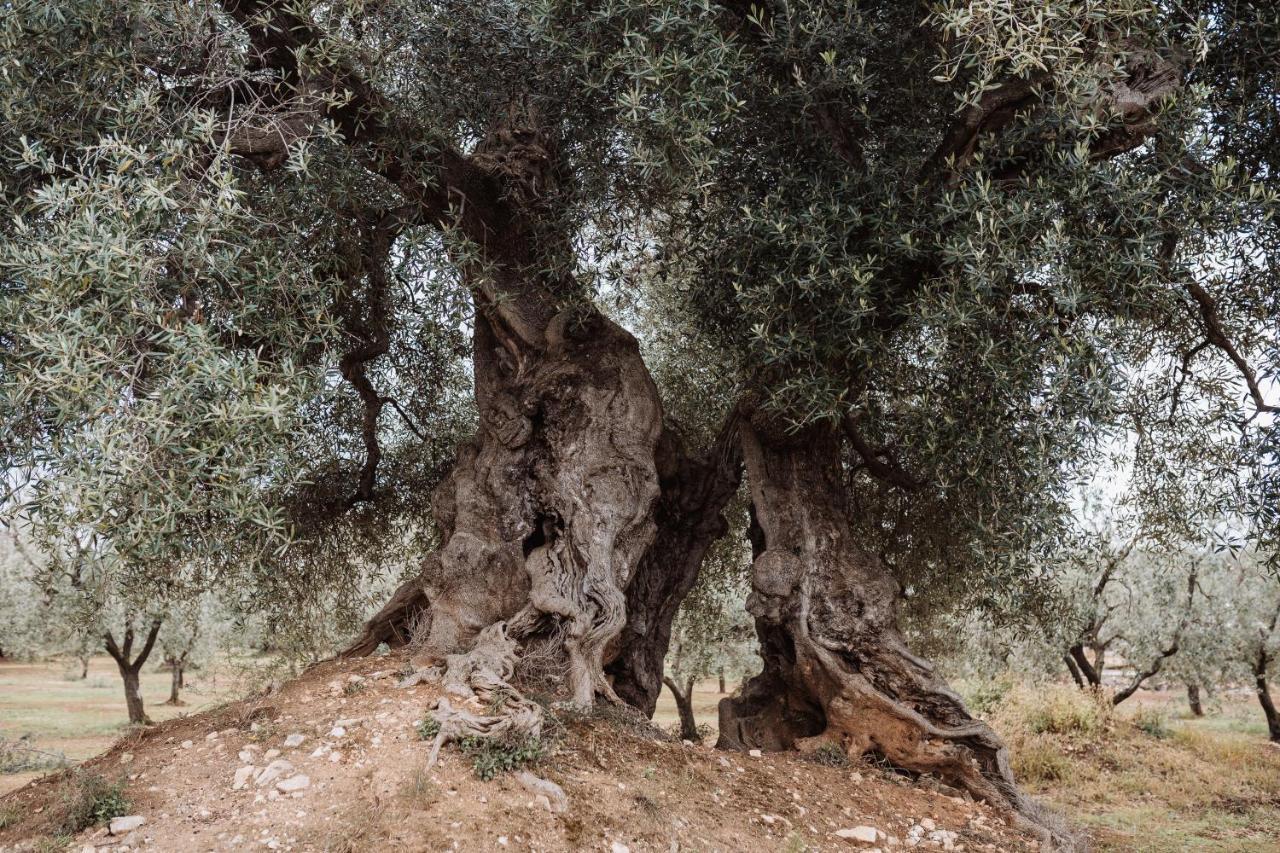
[607, 415, 743, 714]
[717, 417, 1071, 849]
[343, 110, 663, 708]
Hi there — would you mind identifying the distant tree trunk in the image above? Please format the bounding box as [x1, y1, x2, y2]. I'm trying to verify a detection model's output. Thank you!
[1256, 640, 1280, 742]
[104, 620, 162, 726]
[78, 654, 89, 680]
[718, 668, 726, 694]
[1068, 644, 1102, 689]
[163, 654, 188, 706]
[1064, 655, 1084, 688]
[664, 675, 700, 741]
[1186, 683, 1204, 717]
[1252, 603, 1280, 742]
[716, 416, 1065, 847]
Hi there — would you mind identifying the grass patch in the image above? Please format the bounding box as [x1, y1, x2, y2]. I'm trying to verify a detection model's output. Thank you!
[0, 803, 20, 830]
[56, 771, 130, 835]
[400, 765, 437, 807]
[1131, 707, 1172, 739]
[0, 736, 70, 774]
[806, 743, 851, 768]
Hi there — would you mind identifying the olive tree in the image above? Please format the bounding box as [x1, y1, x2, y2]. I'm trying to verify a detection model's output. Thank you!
[2, 3, 1278, 847]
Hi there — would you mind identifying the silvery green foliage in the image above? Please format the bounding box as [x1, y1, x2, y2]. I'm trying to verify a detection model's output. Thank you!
[542, 0, 1279, 616]
[1, 0, 1276, 644]
[0, 2, 475, 631]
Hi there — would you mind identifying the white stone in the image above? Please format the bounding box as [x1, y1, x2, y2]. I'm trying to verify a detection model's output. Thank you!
[835, 826, 881, 844]
[610, 843, 630, 853]
[329, 751, 343, 763]
[255, 759, 295, 787]
[109, 816, 146, 835]
[283, 734, 305, 748]
[263, 748, 281, 760]
[238, 750, 254, 763]
[748, 749, 763, 758]
[329, 726, 346, 738]
[920, 818, 936, 831]
[276, 774, 310, 793]
[232, 766, 255, 791]
[180, 740, 193, 750]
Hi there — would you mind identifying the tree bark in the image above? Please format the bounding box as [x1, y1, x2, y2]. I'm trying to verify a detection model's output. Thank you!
[664, 676, 701, 741]
[719, 668, 726, 694]
[606, 414, 742, 714]
[1256, 649, 1280, 742]
[717, 417, 1068, 847]
[105, 620, 161, 726]
[1068, 644, 1102, 688]
[163, 655, 187, 706]
[1186, 683, 1204, 717]
[78, 655, 89, 680]
[342, 109, 664, 708]
[1063, 655, 1084, 688]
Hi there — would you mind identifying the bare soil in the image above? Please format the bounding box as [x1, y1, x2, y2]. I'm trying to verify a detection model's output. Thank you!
[0, 651, 1038, 852]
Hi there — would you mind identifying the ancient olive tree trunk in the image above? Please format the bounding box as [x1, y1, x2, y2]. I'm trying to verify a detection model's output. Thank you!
[717, 416, 1069, 848]
[104, 620, 162, 726]
[606, 415, 742, 714]
[1255, 602, 1280, 743]
[345, 110, 664, 709]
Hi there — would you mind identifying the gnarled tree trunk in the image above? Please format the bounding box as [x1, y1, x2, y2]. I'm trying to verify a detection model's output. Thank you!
[344, 109, 664, 709]
[717, 416, 1070, 848]
[606, 415, 742, 714]
[1256, 647, 1280, 742]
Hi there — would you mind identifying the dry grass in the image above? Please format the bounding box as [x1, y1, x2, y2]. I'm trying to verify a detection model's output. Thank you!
[979, 682, 1280, 852]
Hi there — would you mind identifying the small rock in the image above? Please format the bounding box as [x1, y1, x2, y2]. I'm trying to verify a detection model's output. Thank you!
[334, 718, 360, 728]
[610, 843, 630, 853]
[748, 749, 763, 758]
[205, 731, 219, 741]
[109, 816, 146, 836]
[263, 748, 281, 760]
[283, 734, 305, 748]
[329, 726, 346, 738]
[276, 774, 310, 793]
[180, 740, 193, 750]
[232, 766, 255, 791]
[835, 826, 881, 844]
[515, 771, 567, 813]
[920, 818, 937, 831]
[255, 759, 295, 787]
[238, 750, 254, 763]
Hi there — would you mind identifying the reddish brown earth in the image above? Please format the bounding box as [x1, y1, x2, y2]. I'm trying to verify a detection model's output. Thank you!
[0, 652, 1039, 852]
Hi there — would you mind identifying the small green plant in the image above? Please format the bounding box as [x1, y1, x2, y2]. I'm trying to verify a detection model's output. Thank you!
[0, 803, 20, 830]
[962, 677, 1013, 716]
[1132, 707, 1172, 739]
[415, 717, 441, 741]
[342, 680, 366, 697]
[808, 743, 852, 768]
[458, 732, 546, 781]
[57, 771, 131, 835]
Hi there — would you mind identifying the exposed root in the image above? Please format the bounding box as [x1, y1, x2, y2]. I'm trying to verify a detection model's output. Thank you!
[423, 623, 544, 771]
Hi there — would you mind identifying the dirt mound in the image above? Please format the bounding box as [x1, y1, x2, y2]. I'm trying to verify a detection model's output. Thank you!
[0, 652, 1038, 852]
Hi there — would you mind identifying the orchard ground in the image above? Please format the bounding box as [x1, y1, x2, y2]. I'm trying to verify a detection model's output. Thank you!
[0, 656, 1277, 851]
